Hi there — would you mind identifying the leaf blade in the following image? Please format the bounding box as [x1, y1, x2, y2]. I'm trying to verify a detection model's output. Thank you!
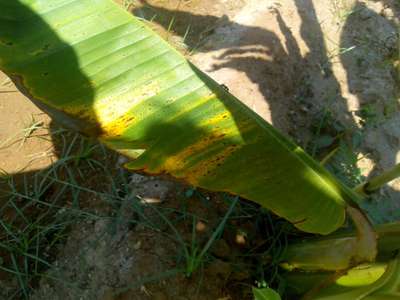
[0, 0, 364, 234]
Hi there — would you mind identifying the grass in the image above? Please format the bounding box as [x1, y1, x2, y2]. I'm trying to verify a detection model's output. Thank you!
[20, 116, 45, 147]
[122, 0, 138, 10]
[0, 126, 121, 298]
[304, 101, 400, 225]
[305, 106, 366, 188]
[125, 0, 215, 56]
[183, 195, 238, 277]
[0, 114, 49, 152]
[1, 122, 294, 299]
[3, 138, 293, 299]
[330, 0, 360, 24]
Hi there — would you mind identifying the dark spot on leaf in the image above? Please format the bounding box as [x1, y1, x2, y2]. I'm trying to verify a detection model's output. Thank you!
[1, 41, 14, 46]
[220, 84, 229, 91]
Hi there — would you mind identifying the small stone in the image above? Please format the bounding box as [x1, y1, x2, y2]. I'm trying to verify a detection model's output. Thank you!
[235, 233, 246, 246]
[133, 240, 142, 250]
[195, 221, 207, 232]
[300, 105, 309, 113]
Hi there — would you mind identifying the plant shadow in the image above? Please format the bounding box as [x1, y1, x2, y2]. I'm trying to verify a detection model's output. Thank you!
[131, 0, 400, 221]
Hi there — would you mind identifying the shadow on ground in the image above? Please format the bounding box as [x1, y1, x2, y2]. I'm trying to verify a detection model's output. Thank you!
[132, 0, 400, 218]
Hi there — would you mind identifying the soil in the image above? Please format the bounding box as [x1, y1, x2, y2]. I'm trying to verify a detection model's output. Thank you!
[30, 185, 255, 300]
[190, 0, 400, 220]
[0, 72, 54, 174]
[0, 0, 399, 299]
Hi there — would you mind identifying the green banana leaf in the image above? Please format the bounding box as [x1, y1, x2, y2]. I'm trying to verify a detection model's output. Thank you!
[284, 223, 400, 299]
[282, 222, 400, 272]
[252, 287, 282, 300]
[285, 263, 388, 297]
[285, 260, 400, 300]
[309, 254, 400, 300]
[0, 0, 362, 234]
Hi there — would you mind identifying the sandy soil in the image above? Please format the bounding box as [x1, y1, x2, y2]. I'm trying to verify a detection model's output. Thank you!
[190, 0, 400, 219]
[0, 72, 54, 174]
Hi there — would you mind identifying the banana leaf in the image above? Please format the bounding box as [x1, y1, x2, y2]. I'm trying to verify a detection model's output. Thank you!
[284, 223, 400, 299]
[282, 222, 400, 271]
[309, 254, 400, 300]
[0, 0, 363, 235]
[286, 259, 400, 300]
[252, 287, 282, 300]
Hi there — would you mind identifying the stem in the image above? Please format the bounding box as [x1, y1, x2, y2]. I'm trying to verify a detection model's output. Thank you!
[354, 163, 400, 196]
[281, 206, 377, 272]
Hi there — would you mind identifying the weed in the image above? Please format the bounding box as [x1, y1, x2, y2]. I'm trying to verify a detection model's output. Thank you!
[0, 126, 121, 299]
[185, 195, 238, 276]
[307, 108, 345, 158]
[305, 106, 367, 190]
[0, 120, 300, 299]
[122, 0, 138, 11]
[355, 103, 380, 127]
[0, 114, 48, 151]
[330, 0, 360, 24]
[1, 123, 240, 298]
[20, 116, 45, 147]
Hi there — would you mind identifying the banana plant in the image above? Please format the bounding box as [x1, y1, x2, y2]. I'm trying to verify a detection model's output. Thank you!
[0, 0, 364, 235]
[286, 254, 400, 300]
[1, 0, 395, 293]
[282, 222, 400, 299]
